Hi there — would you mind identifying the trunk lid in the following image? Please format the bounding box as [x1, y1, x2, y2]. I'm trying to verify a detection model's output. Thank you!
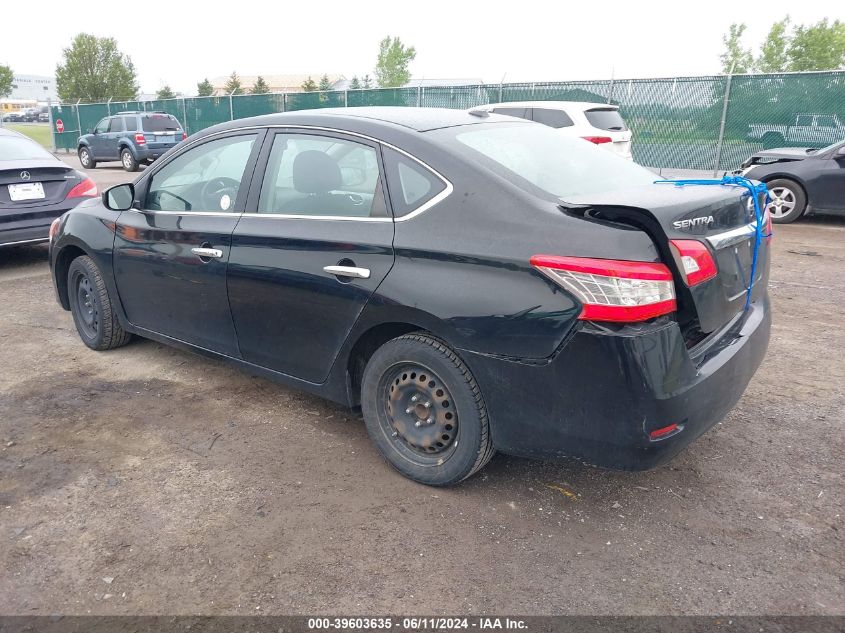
[0, 162, 78, 210]
[562, 184, 768, 338]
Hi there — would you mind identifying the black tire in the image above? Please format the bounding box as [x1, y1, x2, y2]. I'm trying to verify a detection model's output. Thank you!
[78, 146, 96, 169]
[121, 148, 139, 172]
[361, 333, 494, 486]
[766, 178, 807, 224]
[68, 255, 132, 351]
[761, 132, 785, 150]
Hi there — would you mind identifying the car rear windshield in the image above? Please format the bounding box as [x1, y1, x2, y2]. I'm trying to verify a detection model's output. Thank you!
[142, 115, 181, 133]
[584, 108, 628, 131]
[0, 135, 55, 161]
[450, 124, 653, 199]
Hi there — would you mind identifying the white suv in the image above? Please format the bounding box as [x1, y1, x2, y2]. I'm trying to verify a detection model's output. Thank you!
[473, 101, 633, 160]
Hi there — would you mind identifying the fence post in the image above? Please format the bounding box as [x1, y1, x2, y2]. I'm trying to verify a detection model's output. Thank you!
[107, 98, 112, 115]
[416, 85, 422, 107]
[531, 82, 536, 97]
[282, 92, 287, 113]
[229, 90, 235, 121]
[181, 97, 188, 135]
[498, 83, 503, 102]
[75, 99, 82, 139]
[344, 90, 348, 108]
[607, 77, 615, 104]
[713, 71, 734, 176]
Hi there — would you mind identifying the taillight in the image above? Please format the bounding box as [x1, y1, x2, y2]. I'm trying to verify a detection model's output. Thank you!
[582, 136, 613, 145]
[135, 132, 146, 145]
[181, 131, 187, 141]
[49, 217, 61, 243]
[530, 255, 676, 323]
[66, 178, 98, 199]
[669, 240, 718, 287]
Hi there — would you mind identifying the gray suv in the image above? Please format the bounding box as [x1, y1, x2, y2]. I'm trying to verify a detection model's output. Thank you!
[77, 112, 185, 172]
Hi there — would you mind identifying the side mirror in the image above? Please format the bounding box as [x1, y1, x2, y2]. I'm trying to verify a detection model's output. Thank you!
[103, 183, 135, 211]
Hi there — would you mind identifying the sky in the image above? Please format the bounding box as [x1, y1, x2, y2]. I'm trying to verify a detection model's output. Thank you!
[2, 0, 842, 95]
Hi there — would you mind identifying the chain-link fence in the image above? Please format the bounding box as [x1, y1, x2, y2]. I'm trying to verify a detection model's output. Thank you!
[50, 71, 845, 171]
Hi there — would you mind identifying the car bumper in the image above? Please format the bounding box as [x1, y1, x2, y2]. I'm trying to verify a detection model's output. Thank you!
[463, 294, 771, 470]
[135, 145, 178, 161]
[0, 201, 79, 247]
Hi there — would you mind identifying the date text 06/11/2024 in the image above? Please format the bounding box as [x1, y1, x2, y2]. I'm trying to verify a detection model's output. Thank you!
[306, 617, 528, 630]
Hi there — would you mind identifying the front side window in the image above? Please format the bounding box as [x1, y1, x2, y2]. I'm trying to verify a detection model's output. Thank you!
[796, 114, 813, 126]
[258, 133, 385, 217]
[145, 134, 257, 212]
[815, 115, 836, 128]
[533, 108, 574, 128]
[382, 147, 446, 217]
[108, 117, 125, 133]
[94, 118, 109, 134]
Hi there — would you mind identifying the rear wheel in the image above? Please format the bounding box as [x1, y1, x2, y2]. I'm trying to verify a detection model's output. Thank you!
[121, 148, 139, 172]
[78, 146, 96, 169]
[766, 178, 807, 224]
[68, 256, 132, 351]
[361, 333, 494, 486]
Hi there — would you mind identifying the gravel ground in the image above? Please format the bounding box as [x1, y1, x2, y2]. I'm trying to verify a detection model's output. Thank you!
[0, 205, 842, 615]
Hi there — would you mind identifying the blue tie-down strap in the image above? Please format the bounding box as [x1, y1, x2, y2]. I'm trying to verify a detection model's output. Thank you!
[654, 175, 771, 310]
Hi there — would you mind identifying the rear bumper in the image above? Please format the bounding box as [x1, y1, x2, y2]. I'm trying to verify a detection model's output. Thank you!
[135, 145, 177, 161]
[464, 294, 771, 470]
[1, 201, 78, 247]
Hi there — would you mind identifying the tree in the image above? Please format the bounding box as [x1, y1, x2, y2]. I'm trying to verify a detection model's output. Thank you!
[251, 76, 270, 94]
[223, 72, 243, 95]
[318, 74, 332, 91]
[349, 75, 361, 90]
[0, 64, 12, 99]
[362, 74, 373, 89]
[197, 78, 214, 97]
[300, 76, 318, 92]
[374, 36, 416, 87]
[55, 33, 138, 102]
[756, 17, 791, 72]
[787, 18, 845, 71]
[156, 85, 175, 99]
[719, 23, 753, 74]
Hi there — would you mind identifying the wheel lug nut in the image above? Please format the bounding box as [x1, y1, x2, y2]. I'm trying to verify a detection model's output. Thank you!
[405, 407, 413, 414]
[427, 416, 434, 425]
[410, 394, 419, 403]
[414, 420, 422, 427]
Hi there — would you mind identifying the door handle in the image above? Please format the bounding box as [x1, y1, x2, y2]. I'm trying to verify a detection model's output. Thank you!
[191, 247, 223, 259]
[323, 265, 371, 279]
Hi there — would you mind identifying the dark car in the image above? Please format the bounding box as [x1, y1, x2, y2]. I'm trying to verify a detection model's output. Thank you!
[2, 112, 26, 123]
[49, 108, 771, 486]
[0, 128, 99, 247]
[77, 111, 186, 172]
[38, 112, 50, 123]
[737, 139, 845, 223]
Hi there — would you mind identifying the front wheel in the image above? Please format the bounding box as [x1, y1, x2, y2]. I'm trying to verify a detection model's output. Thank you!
[361, 333, 494, 486]
[121, 148, 139, 172]
[78, 146, 96, 169]
[68, 256, 132, 351]
[766, 178, 807, 224]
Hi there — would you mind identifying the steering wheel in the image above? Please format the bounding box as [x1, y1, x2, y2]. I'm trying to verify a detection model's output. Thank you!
[201, 177, 240, 211]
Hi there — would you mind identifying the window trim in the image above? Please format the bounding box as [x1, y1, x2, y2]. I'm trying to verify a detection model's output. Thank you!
[151, 124, 453, 222]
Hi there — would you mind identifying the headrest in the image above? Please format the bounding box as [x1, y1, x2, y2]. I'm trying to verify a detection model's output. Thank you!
[292, 150, 342, 194]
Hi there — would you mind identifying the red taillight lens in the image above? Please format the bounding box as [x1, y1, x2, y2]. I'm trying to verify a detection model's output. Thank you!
[669, 240, 718, 287]
[181, 131, 187, 141]
[649, 423, 680, 440]
[530, 255, 677, 323]
[66, 178, 98, 199]
[582, 136, 613, 144]
[49, 217, 61, 243]
[135, 132, 146, 145]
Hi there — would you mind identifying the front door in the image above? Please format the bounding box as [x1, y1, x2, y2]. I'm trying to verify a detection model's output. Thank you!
[88, 117, 111, 158]
[227, 130, 395, 383]
[113, 131, 263, 356]
[813, 149, 845, 211]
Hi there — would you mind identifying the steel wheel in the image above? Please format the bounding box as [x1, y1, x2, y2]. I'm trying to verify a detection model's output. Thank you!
[73, 272, 100, 339]
[767, 186, 796, 220]
[380, 362, 458, 459]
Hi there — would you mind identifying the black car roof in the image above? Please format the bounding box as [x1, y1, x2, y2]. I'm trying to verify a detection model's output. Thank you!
[203, 107, 526, 137]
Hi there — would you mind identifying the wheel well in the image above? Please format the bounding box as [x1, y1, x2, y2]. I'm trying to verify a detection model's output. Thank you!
[346, 322, 426, 406]
[54, 245, 87, 310]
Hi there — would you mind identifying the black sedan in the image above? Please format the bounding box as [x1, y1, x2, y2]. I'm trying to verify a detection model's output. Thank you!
[49, 108, 771, 485]
[1, 128, 99, 247]
[738, 139, 845, 223]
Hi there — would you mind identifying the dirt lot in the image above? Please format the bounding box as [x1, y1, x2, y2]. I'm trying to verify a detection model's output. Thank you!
[0, 211, 843, 615]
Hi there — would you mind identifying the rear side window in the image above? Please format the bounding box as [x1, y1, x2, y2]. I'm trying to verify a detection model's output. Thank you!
[123, 116, 138, 132]
[382, 147, 447, 217]
[142, 115, 181, 133]
[532, 108, 574, 128]
[108, 118, 124, 132]
[0, 134, 54, 160]
[584, 108, 628, 131]
[492, 107, 530, 121]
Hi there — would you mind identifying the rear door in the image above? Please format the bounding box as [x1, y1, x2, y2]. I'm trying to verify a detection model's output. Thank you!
[812, 147, 845, 210]
[228, 130, 394, 383]
[104, 116, 125, 159]
[113, 130, 263, 356]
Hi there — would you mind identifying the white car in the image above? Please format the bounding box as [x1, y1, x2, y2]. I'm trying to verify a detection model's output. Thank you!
[471, 101, 633, 160]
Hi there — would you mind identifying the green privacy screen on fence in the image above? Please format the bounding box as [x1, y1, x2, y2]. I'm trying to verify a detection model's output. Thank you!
[51, 71, 845, 171]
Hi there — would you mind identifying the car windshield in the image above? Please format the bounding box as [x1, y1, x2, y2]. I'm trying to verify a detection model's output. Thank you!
[807, 138, 845, 154]
[0, 134, 55, 161]
[449, 123, 654, 200]
[142, 115, 181, 133]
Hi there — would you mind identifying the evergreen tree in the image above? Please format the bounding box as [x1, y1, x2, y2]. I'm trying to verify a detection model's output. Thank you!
[224, 72, 243, 95]
[197, 78, 214, 97]
[251, 76, 270, 94]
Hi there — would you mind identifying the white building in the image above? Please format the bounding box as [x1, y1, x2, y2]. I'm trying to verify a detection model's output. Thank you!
[9, 74, 58, 102]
